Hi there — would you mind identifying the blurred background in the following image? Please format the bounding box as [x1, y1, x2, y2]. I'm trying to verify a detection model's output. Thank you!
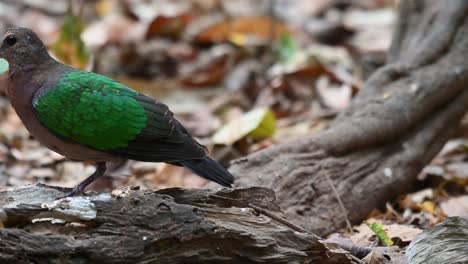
[0, 0, 397, 190]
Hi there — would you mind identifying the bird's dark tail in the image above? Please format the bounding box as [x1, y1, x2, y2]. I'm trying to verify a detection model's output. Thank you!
[179, 157, 234, 187]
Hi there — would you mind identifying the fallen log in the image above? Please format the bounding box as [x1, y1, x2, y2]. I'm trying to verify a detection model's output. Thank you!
[0, 185, 355, 263]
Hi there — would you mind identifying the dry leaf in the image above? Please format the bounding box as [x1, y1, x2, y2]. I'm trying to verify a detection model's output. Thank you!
[145, 12, 192, 39]
[213, 107, 276, 145]
[352, 220, 421, 247]
[440, 196, 468, 218]
[195, 16, 289, 44]
[419, 201, 436, 214]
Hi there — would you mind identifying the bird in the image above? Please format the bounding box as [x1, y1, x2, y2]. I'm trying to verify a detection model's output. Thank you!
[0, 27, 234, 196]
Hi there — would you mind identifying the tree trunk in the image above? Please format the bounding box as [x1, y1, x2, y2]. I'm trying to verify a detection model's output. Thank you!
[0, 186, 355, 263]
[230, 0, 468, 236]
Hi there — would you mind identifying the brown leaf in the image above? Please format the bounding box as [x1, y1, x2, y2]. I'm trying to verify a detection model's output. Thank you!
[145, 12, 192, 39]
[178, 45, 233, 87]
[194, 16, 290, 44]
[384, 224, 422, 243]
[179, 56, 228, 87]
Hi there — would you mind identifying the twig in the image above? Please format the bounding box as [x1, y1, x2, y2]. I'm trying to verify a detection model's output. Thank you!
[386, 202, 404, 222]
[249, 204, 313, 235]
[326, 174, 354, 234]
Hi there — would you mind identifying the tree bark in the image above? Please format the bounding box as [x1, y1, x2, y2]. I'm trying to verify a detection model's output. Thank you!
[230, 0, 468, 236]
[0, 186, 355, 263]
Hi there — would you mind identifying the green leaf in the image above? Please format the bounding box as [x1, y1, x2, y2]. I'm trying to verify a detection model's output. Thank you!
[0, 59, 9, 74]
[366, 221, 394, 246]
[212, 107, 276, 145]
[278, 32, 297, 63]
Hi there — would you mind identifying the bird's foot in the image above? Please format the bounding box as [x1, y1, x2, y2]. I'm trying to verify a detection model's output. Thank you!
[35, 183, 86, 198]
[35, 162, 107, 199]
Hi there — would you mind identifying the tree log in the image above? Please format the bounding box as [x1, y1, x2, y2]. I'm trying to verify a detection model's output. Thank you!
[230, 0, 468, 236]
[0, 186, 355, 263]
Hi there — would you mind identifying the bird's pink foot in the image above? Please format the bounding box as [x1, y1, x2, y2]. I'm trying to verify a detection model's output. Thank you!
[35, 162, 107, 199]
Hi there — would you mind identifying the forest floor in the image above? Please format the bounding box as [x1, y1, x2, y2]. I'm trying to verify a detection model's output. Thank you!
[0, 0, 467, 255]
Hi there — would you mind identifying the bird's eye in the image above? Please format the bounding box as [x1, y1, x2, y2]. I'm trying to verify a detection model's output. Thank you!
[5, 35, 17, 46]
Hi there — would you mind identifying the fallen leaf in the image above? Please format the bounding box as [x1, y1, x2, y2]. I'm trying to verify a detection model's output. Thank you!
[224, 59, 262, 92]
[178, 45, 233, 87]
[82, 14, 142, 48]
[213, 107, 276, 145]
[179, 55, 228, 87]
[440, 196, 468, 218]
[145, 12, 192, 39]
[345, 8, 395, 53]
[316, 77, 352, 111]
[95, 0, 116, 17]
[384, 224, 422, 244]
[362, 247, 404, 264]
[446, 162, 468, 183]
[419, 201, 436, 214]
[274, 0, 333, 24]
[344, 8, 395, 30]
[195, 16, 289, 44]
[411, 188, 434, 204]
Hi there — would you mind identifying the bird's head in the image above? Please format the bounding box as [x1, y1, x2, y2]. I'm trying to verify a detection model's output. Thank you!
[0, 27, 50, 71]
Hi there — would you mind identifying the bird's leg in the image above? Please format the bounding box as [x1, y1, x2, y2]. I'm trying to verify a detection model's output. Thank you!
[36, 162, 107, 197]
[66, 162, 107, 197]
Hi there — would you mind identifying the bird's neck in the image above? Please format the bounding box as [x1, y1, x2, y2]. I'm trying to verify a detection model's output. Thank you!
[7, 57, 62, 108]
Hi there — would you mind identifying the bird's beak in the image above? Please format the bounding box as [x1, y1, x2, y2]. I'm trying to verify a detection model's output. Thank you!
[0, 39, 8, 75]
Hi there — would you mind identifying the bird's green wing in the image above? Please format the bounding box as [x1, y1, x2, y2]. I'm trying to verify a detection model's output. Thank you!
[33, 70, 207, 161]
[33, 71, 148, 150]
